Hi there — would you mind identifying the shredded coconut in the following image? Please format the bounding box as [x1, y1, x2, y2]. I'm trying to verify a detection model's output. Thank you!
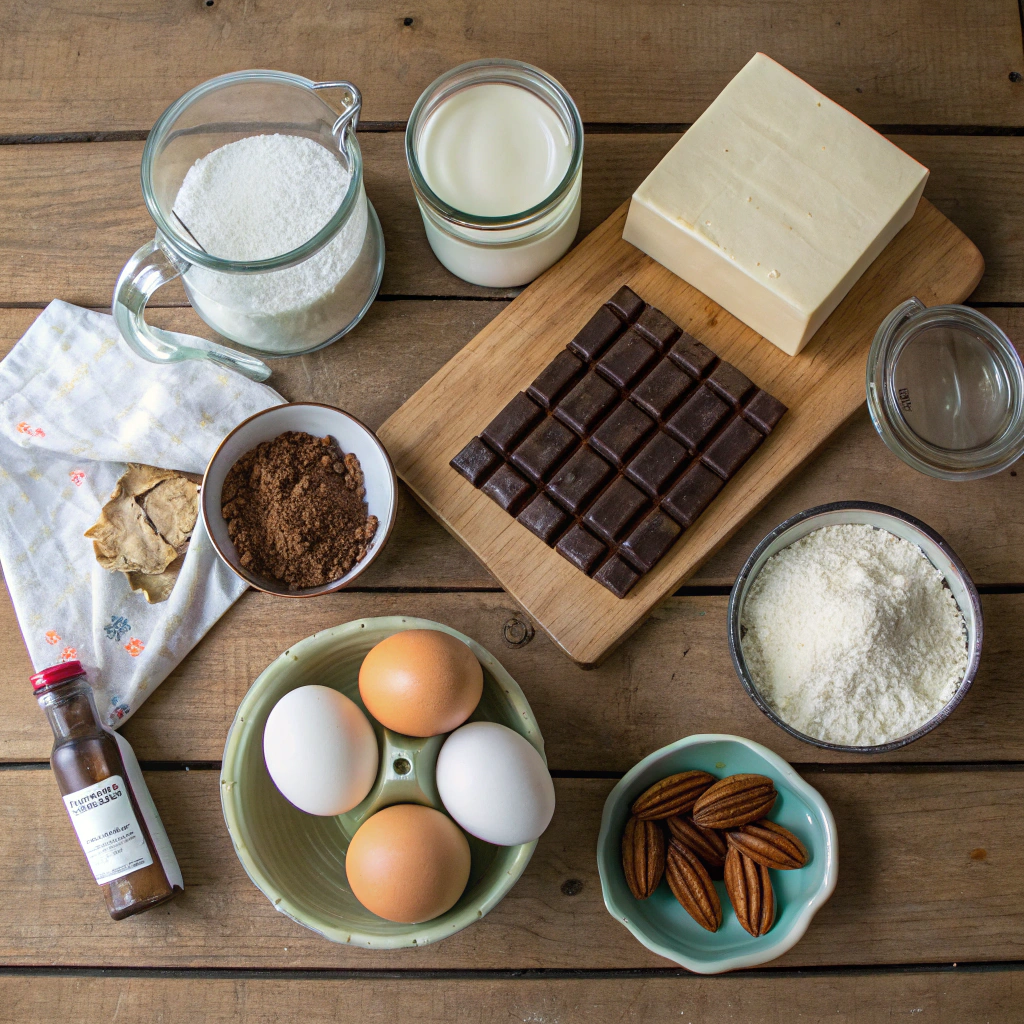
[740, 524, 968, 746]
[172, 134, 368, 351]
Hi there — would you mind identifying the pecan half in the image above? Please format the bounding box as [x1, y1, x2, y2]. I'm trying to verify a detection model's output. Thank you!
[724, 846, 775, 937]
[665, 839, 722, 932]
[631, 771, 716, 820]
[621, 816, 666, 899]
[727, 819, 808, 870]
[692, 774, 776, 830]
[666, 815, 727, 867]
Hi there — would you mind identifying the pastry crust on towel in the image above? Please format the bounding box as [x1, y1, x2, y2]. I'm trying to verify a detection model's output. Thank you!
[85, 464, 199, 601]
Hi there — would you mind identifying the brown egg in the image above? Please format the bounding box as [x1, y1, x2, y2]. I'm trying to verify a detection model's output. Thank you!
[345, 804, 471, 923]
[358, 629, 483, 737]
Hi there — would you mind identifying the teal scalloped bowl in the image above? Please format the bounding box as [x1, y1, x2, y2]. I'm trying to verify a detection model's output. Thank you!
[597, 734, 838, 973]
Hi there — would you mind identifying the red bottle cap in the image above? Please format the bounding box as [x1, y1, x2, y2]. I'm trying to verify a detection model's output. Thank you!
[30, 660, 86, 692]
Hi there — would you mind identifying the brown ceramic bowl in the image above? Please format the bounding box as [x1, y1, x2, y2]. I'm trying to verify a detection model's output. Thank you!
[201, 402, 397, 596]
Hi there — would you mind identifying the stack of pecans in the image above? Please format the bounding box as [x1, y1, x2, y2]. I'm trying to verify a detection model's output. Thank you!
[621, 770, 808, 936]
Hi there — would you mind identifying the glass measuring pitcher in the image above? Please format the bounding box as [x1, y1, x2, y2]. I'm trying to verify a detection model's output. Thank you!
[113, 71, 386, 382]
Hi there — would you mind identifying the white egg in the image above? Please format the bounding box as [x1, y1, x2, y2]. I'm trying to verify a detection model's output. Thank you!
[263, 684, 378, 816]
[435, 721, 555, 846]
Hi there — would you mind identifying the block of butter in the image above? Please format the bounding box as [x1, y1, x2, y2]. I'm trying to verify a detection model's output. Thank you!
[622, 53, 929, 355]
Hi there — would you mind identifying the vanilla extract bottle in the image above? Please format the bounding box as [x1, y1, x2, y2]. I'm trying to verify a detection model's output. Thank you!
[32, 660, 183, 919]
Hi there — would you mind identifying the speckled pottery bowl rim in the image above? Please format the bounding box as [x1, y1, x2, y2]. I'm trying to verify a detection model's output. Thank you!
[220, 615, 542, 948]
[727, 500, 983, 754]
[596, 733, 838, 974]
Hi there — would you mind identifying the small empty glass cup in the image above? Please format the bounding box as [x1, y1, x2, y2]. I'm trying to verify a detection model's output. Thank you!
[113, 70, 386, 381]
[866, 298, 1024, 479]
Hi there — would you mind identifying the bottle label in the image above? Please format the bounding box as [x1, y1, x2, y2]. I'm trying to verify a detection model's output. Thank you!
[111, 731, 183, 891]
[62, 775, 154, 885]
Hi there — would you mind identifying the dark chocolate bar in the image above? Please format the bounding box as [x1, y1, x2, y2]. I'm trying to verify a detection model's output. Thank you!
[450, 286, 787, 597]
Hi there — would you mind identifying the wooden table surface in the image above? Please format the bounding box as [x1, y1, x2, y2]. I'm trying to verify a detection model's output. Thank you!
[1, 3, 1022, 1021]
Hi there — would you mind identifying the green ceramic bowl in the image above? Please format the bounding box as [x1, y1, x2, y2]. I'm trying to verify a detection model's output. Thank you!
[221, 616, 545, 947]
[597, 734, 838, 973]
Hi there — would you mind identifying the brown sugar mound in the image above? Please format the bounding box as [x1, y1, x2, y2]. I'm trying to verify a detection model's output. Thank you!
[221, 431, 379, 591]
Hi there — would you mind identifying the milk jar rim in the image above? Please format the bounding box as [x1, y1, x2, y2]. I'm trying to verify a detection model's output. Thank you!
[406, 58, 584, 237]
[142, 69, 365, 274]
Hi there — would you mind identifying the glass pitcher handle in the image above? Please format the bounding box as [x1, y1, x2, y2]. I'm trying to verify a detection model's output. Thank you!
[112, 237, 271, 382]
[313, 80, 362, 162]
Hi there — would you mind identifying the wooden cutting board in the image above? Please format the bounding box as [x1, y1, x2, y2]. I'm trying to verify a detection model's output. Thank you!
[378, 198, 984, 665]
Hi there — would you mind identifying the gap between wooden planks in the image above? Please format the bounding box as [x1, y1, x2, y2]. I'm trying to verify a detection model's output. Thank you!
[0, 135, 1022, 304]
[2, 591, 1024, 767]
[0, 0, 1020, 133]
[0, 970, 1020, 1024]
[0, 303, 1020, 595]
[0, 769, 1020, 970]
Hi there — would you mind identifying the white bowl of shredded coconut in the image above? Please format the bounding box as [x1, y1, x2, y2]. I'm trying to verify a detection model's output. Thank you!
[728, 502, 981, 751]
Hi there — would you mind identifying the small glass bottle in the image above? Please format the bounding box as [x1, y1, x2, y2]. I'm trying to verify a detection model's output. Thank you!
[32, 661, 183, 920]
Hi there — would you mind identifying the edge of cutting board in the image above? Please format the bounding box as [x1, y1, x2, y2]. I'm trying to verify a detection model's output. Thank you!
[378, 199, 984, 665]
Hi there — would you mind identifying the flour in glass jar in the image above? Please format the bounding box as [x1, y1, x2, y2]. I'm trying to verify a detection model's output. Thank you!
[172, 133, 368, 349]
[739, 524, 969, 747]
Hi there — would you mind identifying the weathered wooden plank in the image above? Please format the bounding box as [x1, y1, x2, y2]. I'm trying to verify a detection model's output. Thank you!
[899, 136, 1024, 305]
[1, 1, 1020, 134]
[0, 769, 1020, 968]
[3, 970, 1020, 1024]
[1, 304, 1021, 596]
[1, 590, 1021, 766]
[0, 135, 1021, 305]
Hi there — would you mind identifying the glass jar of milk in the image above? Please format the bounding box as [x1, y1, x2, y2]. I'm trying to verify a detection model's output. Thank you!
[113, 71, 385, 381]
[406, 59, 584, 289]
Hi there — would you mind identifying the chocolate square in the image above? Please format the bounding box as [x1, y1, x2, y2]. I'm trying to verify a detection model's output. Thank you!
[662, 462, 725, 527]
[669, 333, 717, 378]
[528, 349, 586, 409]
[582, 477, 649, 542]
[701, 417, 764, 479]
[596, 329, 659, 390]
[555, 524, 607, 574]
[707, 361, 755, 406]
[593, 555, 641, 598]
[606, 285, 646, 322]
[450, 437, 501, 487]
[665, 385, 731, 451]
[548, 447, 614, 514]
[631, 358, 695, 420]
[554, 371, 618, 437]
[569, 306, 624, 363]
[743, 390, 788, 434]
[517, 493, 571, 545]
[621, 509, 682, 573]
[481, 463, 534, 514]
[624, 431, 690, 497]
[589, 402, 656, 468]
[482, 392, 544, 455]
[511, 417, 578, 483]
[634, 306, 680, 352]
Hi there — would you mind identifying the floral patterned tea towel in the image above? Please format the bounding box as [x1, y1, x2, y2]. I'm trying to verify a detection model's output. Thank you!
[0, 301, 282, 726]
